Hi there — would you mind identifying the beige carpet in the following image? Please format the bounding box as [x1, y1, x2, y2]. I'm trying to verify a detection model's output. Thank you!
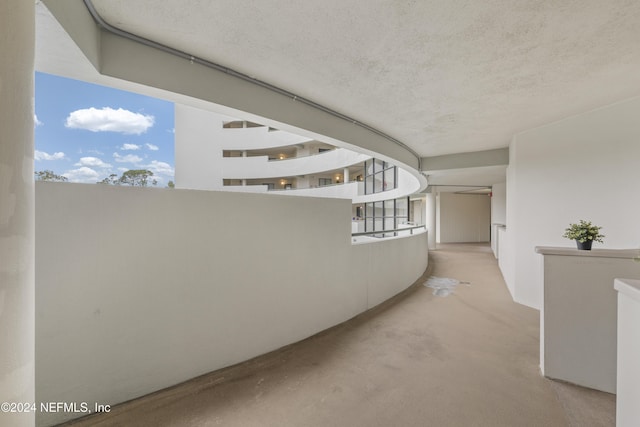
[64, 243, 614, 427]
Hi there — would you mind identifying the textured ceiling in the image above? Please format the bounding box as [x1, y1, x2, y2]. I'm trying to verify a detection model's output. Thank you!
[90, 0, 640, 157]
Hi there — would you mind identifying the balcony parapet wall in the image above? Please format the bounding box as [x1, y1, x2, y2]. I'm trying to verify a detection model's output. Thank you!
[220, 126, 313, 150]
[35, 182, 428, 426]
[222, 148, 369, 179]
[535, 246, 640, 394]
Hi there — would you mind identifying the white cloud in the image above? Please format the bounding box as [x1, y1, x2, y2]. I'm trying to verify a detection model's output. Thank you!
[121, 143, 141, 151]
[146, 143, 159, 151]
[63, 167, 100, 183]
[34, 114, 43, 126]
[35, 150, 65, 161]
[65, 107, 154, 135]
[113, 152, 143, 164]
[75, 157, 112, 168]
[117, 167, 129, 173]
[87, 149, 105, 155]
[145, 160, 175, 177]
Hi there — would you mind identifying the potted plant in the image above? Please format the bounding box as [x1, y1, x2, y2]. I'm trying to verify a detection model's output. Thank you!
[562, 220, 605, 250]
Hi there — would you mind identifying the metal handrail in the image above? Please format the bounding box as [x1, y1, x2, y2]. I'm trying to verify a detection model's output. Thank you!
[352, 224, 426, 237]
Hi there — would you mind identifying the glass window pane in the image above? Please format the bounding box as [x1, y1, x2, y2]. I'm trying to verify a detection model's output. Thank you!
[374, 172, 383, 193]
[365, 159, 374, 176]
[365, 218, 373, 232]
[374, 201, 383, 218]
[385, 217, 395, 231]
[385, 167, 396, 190]
[396, 197, 408, 217]
[365, 175, 374, 195]
[384, 199, 395, 218]
[374, 159, 384, 173]
[365, 203, 374, 218]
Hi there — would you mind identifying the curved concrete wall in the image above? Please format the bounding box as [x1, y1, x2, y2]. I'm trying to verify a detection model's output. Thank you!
[275, 182, 359, 199]
[220, 126, 312, 150]
[222, 148, 369, 179]
[35, 182, 428, 426]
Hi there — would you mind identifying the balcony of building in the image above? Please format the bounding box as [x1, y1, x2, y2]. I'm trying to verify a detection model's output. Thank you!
[51, 243, 614, 427]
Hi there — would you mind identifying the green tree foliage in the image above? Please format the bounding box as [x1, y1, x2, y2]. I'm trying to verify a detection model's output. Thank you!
[97, 170, 157, 187]
[98, 174, 119, 185]
[35, 170, 68, 182]
[119, 169, 157, 187]
[167, 180, 175, 189]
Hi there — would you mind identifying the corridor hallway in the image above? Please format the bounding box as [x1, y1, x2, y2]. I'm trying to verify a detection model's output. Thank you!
[65, 244, 614, 426]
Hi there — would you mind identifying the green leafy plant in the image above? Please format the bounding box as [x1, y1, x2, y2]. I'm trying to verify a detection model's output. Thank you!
[562, 220, 605, 243]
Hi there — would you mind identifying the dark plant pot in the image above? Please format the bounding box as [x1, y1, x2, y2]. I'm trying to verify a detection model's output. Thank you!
[576, 240, 592, 250]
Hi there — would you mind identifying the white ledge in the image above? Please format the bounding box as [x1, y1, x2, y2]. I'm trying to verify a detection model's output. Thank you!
[535, 246, 640, 259]
[615, 278, 640, 304]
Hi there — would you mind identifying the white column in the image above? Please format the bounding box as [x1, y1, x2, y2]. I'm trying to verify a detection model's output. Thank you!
[174, 104, 224, 190]
[614, 279, 640, 427]
[343, 168, 349, 183]
[426, 190, 437, 249]
[0, 1, 35, 426]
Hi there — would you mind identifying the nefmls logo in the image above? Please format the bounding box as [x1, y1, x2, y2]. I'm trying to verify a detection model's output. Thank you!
[40, 402, 90, 413]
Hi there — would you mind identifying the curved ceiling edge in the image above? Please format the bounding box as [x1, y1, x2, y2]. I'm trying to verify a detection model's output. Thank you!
[79, 0, 422, 173]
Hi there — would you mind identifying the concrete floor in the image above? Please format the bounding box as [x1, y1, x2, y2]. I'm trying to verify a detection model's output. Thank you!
[64, 243, 615, 426]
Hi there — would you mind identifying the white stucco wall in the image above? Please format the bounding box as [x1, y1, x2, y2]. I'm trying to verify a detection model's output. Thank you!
[0, 2, 35, 427]
[35, 182, 428, 426]
[222, 148, 369, 179]
[491, 182, 506, 226]
[437, 193, 491, 243]
[504, 95, 640, 309]
[490, 182, 506, 257]
[174, 104, 223, 190]
[275, 181, 359, 199]
[220, 126, 311, 150]
[615, 279, 640, 427]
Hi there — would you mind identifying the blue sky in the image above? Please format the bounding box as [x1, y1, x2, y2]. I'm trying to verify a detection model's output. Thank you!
[35, 72, 175, 185]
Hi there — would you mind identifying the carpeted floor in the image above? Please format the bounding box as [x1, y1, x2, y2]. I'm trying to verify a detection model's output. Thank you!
[64, 243, 615, 426]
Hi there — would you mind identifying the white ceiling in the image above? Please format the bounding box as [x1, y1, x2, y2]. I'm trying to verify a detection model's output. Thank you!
[87, 0, 640, 158]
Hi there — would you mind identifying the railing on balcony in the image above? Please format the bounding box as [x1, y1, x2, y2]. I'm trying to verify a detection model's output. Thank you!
[352, 224, 426, 242]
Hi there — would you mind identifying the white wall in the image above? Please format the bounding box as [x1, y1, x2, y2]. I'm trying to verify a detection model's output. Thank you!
[437, 193, 491, 243]
[222, 148, 369, 179]
[490, 182, 506, 257]
[504, 96, 640, 309]
[0, 2, 35, 427]
[411, 198, 425, 225]
[276, 182, 359, 199]
[35, 182, 428, 426]
[539, 248, 640, 393]
[221, 127, 311, 150]
[491, 182, 506, 225]
[615, 279, 640, 426]
[175, 104, 223, 190]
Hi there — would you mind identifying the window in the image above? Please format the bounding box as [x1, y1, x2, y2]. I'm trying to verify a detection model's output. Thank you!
[319, 178, 332, 186]
[222, 120, 262, 129]
[364, 197, 410, 237]
[364, 158, 397, 195]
